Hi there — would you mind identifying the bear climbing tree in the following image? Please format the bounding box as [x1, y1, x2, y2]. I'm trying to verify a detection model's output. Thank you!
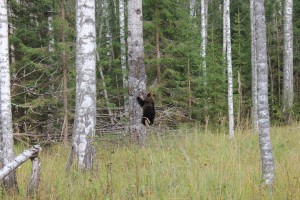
[137, 93, 156, 125]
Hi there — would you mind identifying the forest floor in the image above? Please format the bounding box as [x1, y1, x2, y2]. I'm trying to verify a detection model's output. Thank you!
[2, 124, 300, 199]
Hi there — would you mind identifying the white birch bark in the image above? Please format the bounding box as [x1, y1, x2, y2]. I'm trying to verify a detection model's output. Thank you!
[119, 0, 129, 115]
[222, 0, 226, 63]
[254, 0, 275, 190]
[72, 0, 97, 171]
[283, 0, 293, 118]
[7, 2, 15, 64]
[127, 0, 147, 147]
[190, 0, 196, 16]
[0, 145, 41, 195]
[0, 145, 41, 180]
[0, 0, 18, 190]
[250, 0, 258, 131]
[200, 0, 207, 84]
[224, 0, 234, 138]
[48, 14, 54, 52]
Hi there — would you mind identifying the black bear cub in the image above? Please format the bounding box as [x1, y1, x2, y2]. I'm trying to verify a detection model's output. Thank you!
[137, 93, 155, 125]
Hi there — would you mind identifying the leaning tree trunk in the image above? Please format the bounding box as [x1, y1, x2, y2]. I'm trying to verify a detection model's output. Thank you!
[250, 0, 259, 132]
[254, 0, 275, 190]
[224, 0, 234, 138]
[282, 0, 293, 123]
[127, 0, 147, 147]
[68, 0, 97, 171]
[0, 0, 18, 191]
[61, 0, 69, 145]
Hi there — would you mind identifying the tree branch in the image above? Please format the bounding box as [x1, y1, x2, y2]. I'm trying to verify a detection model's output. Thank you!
[0, 145, 41, 180]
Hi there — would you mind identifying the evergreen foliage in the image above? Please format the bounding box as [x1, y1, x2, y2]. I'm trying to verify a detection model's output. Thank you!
[7, 0, 300, 135]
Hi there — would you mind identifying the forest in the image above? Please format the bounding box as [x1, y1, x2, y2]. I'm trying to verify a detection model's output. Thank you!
[0, 0, 300, 199]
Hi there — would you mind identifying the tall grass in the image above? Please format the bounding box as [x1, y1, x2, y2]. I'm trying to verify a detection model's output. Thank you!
[3, 125, 300, 199]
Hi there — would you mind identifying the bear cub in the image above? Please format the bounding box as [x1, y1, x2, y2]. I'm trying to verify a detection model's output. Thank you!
[136, 93, 155, 125]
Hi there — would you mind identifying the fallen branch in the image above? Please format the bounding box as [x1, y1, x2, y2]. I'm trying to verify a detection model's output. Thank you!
[0, 145, 41, 180]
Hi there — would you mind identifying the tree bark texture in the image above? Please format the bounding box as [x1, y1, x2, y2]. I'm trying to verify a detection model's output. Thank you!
[0, 145, 41, 180]
[224, 0, 234, 138]
[7, 2, 15, 64]
[72, 0, 97, 171]
[254, 0, 275, 190]
[119, 0, 129, 114]
[250, 0, 258, 131]
[0, 0, 18, 190]
[127, 0, 147, 147]
[48, 15, 54, 52]
[27, 155, 41, 196]
[200, 0, 207, 84]
[283, 0, 293, 119]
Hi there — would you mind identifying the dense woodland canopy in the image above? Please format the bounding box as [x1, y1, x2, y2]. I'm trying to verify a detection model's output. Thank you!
[7, 0, 300, 136]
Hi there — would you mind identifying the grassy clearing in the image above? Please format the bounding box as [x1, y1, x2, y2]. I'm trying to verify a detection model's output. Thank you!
[2, 125, 300, 199]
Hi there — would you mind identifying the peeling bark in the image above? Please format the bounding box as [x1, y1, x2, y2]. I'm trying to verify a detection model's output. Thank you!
[71, 0, 97, 171]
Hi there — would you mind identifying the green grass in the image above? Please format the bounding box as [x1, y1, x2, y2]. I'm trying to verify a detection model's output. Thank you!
[3, 125, 300, 199]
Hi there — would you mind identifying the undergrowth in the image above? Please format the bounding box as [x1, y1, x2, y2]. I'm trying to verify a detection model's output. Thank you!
[2, 125, 300, 199]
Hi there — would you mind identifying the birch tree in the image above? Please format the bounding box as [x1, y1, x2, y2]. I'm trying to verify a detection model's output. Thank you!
[119, 0, 128, 114]
[200, 0, 207, 84]
[68, 0, 97, 171]
[0, 0, 18, 190]
[224, 0, 234, 137]
[61, 0, 69, 145]
[254, 0, 275, 190]
[48, 12, 54, 52]
[7, 2, 15, 64]
[250, 0, 258, 131]
[190, 0, 196, 16]
[283, 0, 293, 123]
[127, 0, 147, 147]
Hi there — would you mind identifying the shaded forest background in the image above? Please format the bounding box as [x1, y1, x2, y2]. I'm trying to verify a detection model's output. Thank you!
[8, 0, 300, 138]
